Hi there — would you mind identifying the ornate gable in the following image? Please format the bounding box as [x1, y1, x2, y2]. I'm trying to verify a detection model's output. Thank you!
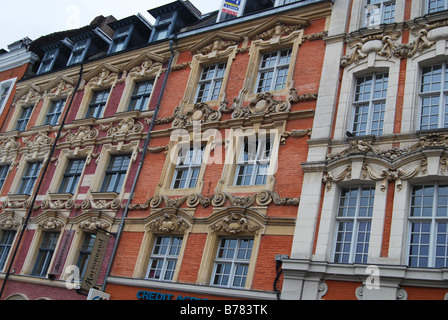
[246, 16, 310, 42]
[83, 63, 122, 87]
[189, 31, 243, 55]
[43, 75, 76, 97]
[122, 51, 167, 77]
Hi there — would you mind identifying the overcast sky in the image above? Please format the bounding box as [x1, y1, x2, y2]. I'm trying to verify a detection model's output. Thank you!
[0, 0, 222, 50]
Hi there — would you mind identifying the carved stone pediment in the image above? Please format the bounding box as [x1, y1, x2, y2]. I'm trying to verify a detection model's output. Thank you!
[38, 216, 65, 230]
[231, 92, 290, 119]
[172, 102, 222, 128]
[0, 212, 23, 230]
[247, 16, 310, 42]
[79, 217, 111, 231]
[123, 52, 167, 76]
[100, 117, 144, 137]
[23, 131, 53, 148]
[190, 31, 242, 55]
[147, 212, 190, 233]
[0, 137, 20, 152]
[210, 212, 261, 234]
[64, 125, 99, 143]
[15, 83, 42, 104]
[84, 63, 121, 87]
[43, 76, 75, 97]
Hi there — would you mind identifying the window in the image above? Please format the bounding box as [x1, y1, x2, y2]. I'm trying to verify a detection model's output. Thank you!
[146, 236, 183, 281]
[37, 49, 59, 75]
[408, 183, 448, 268]
[101, 154, 131, 193]
[211, 238, 253, 288]
[0, 79, 14, 113]
[18, 162, 42, 195]
[0, 165, 9, 191]
[109, 25, 133, 54]
[76, 233, 96, 279]
[333, 186, 374, 264]
[234, 135, 273, 186]
[196, 63, 227, 103]
[419, 63, 448, 130]
[151, 13, 174, 42]
[172, 146, 204, 189]
[426, 0, 448, 13]
[45, 99, 65, 126]
[31, 232, 59, 277]
[86, 90, 109, 119]
[15, 106, 33, 131]
[0, 230, 16, 271]
[352, 73, 388, 136]
[256, 48, 292, 93]
[364, 0, 395, 27]
[277, 0, 300, 4]
[59, 159, 85, 194]
[128, 80, 154, 111]
[67, 39, 90, 66]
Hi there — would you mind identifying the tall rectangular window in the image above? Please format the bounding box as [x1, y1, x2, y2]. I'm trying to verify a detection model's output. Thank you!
[76, 233, 96, 279]
[16, 106, 33, 132]
[352, 73, 388, 136]
[128, 80, 154, 111]
[234, 135, 273, 186]
[146, 236, 183, 281]
[172, 146, 204, 189]
[256, 48, 292, 93]
[45, 99, 65, 126]
[0, 165, 9, 191]
[32, 232, 59, 277]
[196, 63, 227, 103]
[86, 90, 109, 119]
[37, 49, 59, 75]
[426, 0, 448, 13]
[59, 159, 85, 194]
[419, 63, 448, 130]
[101, 155, 131, 193]
[409, 183, 448, 268]
[333, 186, 374, 264]
[211, 238, 254, 288]
[0, 230, 16, 271]
[67, 39, 90, 66]
[365, 0, 395, 27]
[109, 25, 133, 54]
[18, 161, 42, 195]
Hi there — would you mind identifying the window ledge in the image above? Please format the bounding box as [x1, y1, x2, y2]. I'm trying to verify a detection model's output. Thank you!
[90, 191, 119, 200]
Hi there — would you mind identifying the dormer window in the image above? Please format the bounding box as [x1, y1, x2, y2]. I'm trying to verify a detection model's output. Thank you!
[67, 38, 91, 66]
[151, 13, 176, 42]
[217, 0, 274, 22]
[109, 25, 134, 54]
[37, 48, 59, 75]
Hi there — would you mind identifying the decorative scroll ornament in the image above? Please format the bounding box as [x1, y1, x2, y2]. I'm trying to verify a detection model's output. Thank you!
[289, 88, 318, 104]
[322, 165, 352, 191]
[38, 217, 64, 230]
[100, 117, 144, 137]
[147, 213, 190, 233]
[171, 103, 222, 128]
[79, 217, 110, 231]
[231, 92, 290, 119]
[0, 137, 20, 152]
[362, 160, 427, 191]
[0, 214, 21, 229]
[23, 131, 53, 148]
[64, 125, 99, 143]
[210, 212, 261, 234]
[281, 128, 312, 144]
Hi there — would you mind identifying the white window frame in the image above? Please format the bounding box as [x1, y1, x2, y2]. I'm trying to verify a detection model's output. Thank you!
[364, 0, 396, 28]
[67, 38, 91, 66]
[37, 48, 59, 75]
[145, 235, 183, 282]
[195, 63, 227, 103]
[255, 48, 292, 93]
[171, 145, 205, 190]
[351, 72, 389, 136]
[426, 0, 448, 14]
[0, 78, 16, 116]
[408, 182, 448, 268]
[332, 186, 375, 264]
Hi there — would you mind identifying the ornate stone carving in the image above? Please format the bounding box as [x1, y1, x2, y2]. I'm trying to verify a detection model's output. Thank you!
[0, 137, 20, 152]
[322, 165, 352, 191]
[100, 117, 144, 137]
[38, 217, 64, 230]
[189, 32, 242, 55]
[147, 213, 190, 233]
[362, 160, 427, 191]
[281, 128, 312, 144]
[247, 16, 309, 42]
[64, 125, 99, 143]
[172, 103, 222, 128]
[23, 131, 53, 148]
[0, 214, 21, 229]
[210, 212, 261, 234]
[289, 88, 318, 104]
[79, 217, 110, 231]
[232, 92, 290, 119]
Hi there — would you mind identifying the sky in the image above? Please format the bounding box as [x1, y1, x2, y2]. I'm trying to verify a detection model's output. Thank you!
[0, 0, 222, 50]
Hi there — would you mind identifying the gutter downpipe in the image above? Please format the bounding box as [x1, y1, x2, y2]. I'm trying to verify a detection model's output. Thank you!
[101, 37, 177, 292]
[0, 65, 84, 299]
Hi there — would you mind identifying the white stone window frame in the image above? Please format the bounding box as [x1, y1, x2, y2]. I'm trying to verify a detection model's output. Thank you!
[0, 78, 16, 117]
[334, 57, 399, 141]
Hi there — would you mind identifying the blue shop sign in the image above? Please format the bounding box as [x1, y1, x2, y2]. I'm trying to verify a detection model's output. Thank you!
[137, 290, 210, 300]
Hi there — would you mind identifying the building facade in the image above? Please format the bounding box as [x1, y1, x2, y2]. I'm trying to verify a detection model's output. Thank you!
[0, 0, 332, 300]
[281, 0, 448, 300]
